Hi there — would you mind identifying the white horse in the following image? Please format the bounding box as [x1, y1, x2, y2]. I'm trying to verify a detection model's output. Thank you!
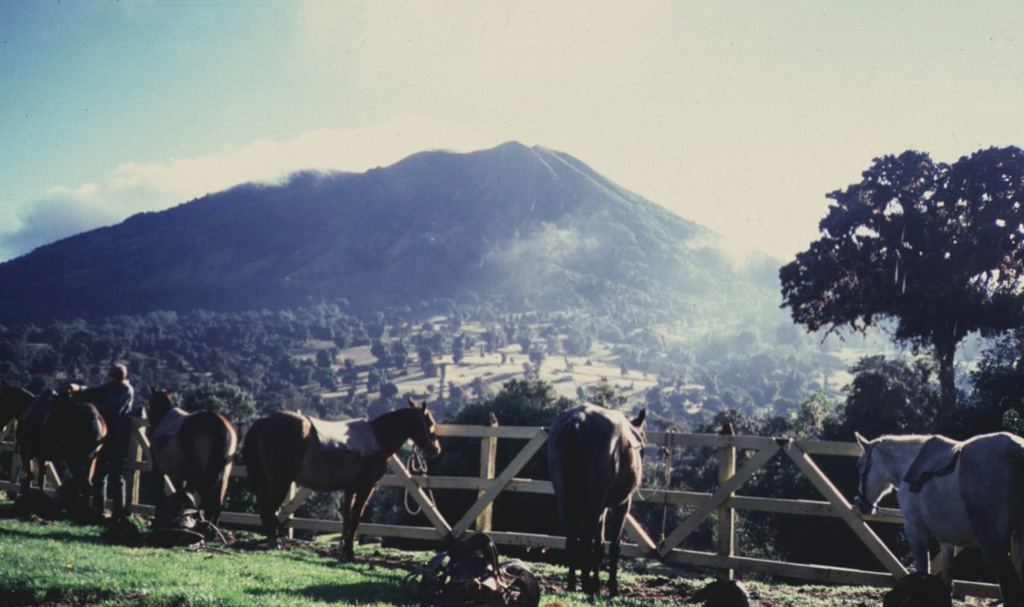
[855, 431, 1024, 607]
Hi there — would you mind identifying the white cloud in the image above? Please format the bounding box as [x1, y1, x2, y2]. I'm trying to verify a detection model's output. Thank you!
[0, 116, 502, 262]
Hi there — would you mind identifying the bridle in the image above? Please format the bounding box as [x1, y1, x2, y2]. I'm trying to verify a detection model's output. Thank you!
[413, 407, 440, 458]
[855, 445, 874, 512]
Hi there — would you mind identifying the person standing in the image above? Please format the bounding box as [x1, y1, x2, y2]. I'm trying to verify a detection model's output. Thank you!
[68, 364, 135, 520]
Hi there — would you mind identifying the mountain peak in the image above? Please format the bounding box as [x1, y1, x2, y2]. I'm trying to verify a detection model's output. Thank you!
[0, 144, 760, 324]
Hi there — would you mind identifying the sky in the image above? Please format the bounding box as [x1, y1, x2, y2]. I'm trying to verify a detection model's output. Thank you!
[3, 1, 1024, 264]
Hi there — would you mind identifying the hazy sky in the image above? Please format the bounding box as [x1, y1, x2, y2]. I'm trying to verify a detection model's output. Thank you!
[3, 1, 1024, 263]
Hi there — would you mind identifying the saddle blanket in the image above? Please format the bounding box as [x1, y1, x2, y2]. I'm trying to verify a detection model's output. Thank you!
[309, 417, 381, 457]
[152, 408, 188, 440]
[903, 435, 962, 493]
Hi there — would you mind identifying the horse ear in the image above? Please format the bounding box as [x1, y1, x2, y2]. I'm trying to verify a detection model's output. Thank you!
[408, 397, 417, 409]
[855, 432, 870, 449]
[632, 408, 646, 429]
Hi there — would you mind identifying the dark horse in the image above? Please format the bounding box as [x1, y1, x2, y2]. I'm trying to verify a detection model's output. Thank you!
[147, 389, 238, 525]
[242, 397, 441, 560]
[547, 403, 646, 597]
[0, 382, 106, 505]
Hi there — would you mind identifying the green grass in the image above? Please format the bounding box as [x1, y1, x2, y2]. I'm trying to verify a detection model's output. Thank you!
[0, 518, 402, 607]
[0, 505, 983, 607]
[0, 509, 680, 607]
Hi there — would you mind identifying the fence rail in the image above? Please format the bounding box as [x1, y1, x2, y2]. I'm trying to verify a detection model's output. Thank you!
[0, 418, 999, 599]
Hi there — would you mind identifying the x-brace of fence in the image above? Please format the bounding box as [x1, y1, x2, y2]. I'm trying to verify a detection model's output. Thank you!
[0, 418, 1000, 599]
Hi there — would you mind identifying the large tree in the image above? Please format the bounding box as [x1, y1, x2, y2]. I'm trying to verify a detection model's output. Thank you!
[781, 147, 1024, 407]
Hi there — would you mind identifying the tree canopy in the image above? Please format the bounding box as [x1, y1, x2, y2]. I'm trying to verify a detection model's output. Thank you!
[781, 146, 1024, 406]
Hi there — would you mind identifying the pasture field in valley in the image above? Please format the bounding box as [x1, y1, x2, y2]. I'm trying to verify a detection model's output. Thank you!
[0, 501, 985, 607]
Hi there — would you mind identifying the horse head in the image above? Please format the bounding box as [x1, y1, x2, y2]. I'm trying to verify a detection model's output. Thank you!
[630, 408, 647, 445]
[0, 381, 36, 426]
[407, 397, 441, 458]
[854, 432, 895, 515]
[148, 388, 176, 428]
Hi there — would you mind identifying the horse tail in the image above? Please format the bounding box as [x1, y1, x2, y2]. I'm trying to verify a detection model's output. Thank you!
[242, 418, 264, 494]
[554, 420, 592, 533]
[208, 413, 237, 484]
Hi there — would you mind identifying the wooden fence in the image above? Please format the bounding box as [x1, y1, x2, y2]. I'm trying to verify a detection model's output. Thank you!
[0, 418, 1000, 599]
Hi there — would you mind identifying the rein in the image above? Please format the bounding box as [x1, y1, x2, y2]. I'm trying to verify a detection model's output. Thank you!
[403, 447, 437, 516]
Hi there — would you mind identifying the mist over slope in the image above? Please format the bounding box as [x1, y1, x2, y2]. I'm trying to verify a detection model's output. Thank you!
[0, 142, 780, 324]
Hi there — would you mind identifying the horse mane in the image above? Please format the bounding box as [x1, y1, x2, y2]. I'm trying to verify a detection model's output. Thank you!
[876, 434, 933, 445]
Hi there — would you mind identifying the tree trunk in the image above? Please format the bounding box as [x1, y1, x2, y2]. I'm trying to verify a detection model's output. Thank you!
[935, 337, 957, 410]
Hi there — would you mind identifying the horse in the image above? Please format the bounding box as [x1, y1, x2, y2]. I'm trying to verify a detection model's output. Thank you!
[0, 382, 106, 507]
[147, 388, 238, 525]
[242, 397, 441, 560]
[547, 403, 646, 597]
[855, 431, 1024, 607]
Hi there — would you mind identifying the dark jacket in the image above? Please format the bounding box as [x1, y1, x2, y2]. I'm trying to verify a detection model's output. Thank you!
[80, 380, 135, 425]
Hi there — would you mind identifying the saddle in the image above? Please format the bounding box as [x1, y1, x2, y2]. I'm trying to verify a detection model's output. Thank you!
[902, 436, 962, 493]
[883, 572, 952, 607]
[408, 532, 540, 607]
[308, 417, 381, 456]
[152, 408, 188, 440]
[148, 489, 223, 548]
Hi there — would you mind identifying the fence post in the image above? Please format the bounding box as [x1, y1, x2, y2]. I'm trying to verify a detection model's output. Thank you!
[717, 423, 736, 581]
[130, 413, 145, 512]
[475, 413, 499, 532]
[11, 451, 22, 496]
[286, 484, 296, 539]
[659, 431, 674, 546]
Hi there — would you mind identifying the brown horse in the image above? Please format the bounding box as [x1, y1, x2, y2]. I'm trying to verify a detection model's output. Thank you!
[0, 382, 106, 505]
[547, 403, 646, 597]
[242, 398, 441, 560]
[147, 389, 238, 525]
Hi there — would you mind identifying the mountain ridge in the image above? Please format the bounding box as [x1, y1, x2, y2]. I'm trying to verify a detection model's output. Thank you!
[0, 142, 777, 324]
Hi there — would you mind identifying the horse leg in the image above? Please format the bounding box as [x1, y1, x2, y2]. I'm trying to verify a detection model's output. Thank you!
[194, 463, 230, 526]
[150, 460, 169, 511]
[201, 468, 228, 526]
[554, 494, 579, 592]
[64, 456, 91, 505]
[582, 510, 604, 595]
[1016, 520, 1024, 579]
[903, 518, 932, 575]
[564, 531, 579, 592]
[259, 481, 291, 548]
[976, 529, 1024, 607]
[18, 458, 35, 498]
[938, 542, 957, 590]
[340, 486, 375, 561]
[604, 500, 631, 598]
[91, 448, 111, 513]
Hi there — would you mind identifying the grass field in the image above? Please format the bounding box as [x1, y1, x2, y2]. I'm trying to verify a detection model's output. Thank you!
[0, 501, 989, 607]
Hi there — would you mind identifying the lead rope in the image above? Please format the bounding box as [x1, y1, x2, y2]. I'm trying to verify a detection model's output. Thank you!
[404, 447, 437, 516]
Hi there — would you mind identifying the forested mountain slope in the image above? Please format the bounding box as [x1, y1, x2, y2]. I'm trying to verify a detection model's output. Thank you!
[0, 142, 778, 324]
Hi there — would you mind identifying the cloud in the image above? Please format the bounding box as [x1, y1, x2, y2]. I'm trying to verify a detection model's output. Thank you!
[2, 191, 119, 261]
[0, 115, 502, 262]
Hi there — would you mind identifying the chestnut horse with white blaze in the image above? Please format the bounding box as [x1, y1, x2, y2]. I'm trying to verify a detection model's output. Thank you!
[242, 398, 441, 560]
